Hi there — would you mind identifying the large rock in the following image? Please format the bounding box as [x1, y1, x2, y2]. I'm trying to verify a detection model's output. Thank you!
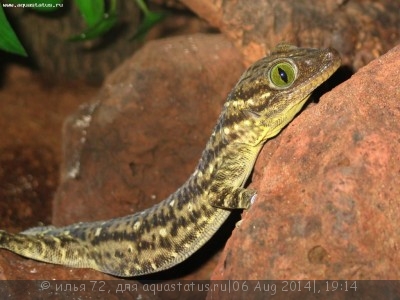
[53, 34, 244, 226]
[209, 44, 400, 289]
[182, 0, 400, 68]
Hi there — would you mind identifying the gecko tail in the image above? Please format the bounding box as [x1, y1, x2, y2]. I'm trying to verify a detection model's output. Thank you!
[0, 229, 98, 270]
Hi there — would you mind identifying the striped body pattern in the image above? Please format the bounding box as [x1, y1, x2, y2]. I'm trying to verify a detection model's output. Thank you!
[0, 44, 340, 277]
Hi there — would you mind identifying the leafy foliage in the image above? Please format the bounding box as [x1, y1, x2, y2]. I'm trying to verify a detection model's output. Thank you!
[0, 5, 27, 56]
[0, 0, 166, 56]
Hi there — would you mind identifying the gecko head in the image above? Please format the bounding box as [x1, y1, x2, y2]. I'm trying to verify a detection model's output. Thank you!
[221, 43, 341, 145]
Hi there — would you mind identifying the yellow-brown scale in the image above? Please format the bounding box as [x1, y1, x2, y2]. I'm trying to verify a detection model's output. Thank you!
[0, 43, 341, 277]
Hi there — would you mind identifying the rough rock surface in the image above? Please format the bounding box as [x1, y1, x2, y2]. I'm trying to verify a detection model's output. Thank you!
[52, 34, 244, 227]
[0, 145, 56, 232]
[182, 0, 400, 69]
[0, 67, 98, 235]
[209, 44, 400, 290]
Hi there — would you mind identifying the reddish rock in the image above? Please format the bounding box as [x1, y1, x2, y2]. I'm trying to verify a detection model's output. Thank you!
[0, 67, 99, 236]
[182, 0, 400, 69]
[53, 33, 244, 225]
[209, 44, 400, 288]
[0, 145, 56, 232]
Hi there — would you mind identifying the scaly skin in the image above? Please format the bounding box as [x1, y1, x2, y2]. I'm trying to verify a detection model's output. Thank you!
[0, 43, 340, 277]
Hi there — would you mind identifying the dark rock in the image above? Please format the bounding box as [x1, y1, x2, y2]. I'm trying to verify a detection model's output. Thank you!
[0, 145, 57, 232]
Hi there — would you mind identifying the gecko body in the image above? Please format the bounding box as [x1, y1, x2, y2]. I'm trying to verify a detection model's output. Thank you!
[0, 43, 340, 277]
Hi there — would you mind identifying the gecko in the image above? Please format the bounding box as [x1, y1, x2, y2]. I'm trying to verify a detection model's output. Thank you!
[0, 43, 341, 277]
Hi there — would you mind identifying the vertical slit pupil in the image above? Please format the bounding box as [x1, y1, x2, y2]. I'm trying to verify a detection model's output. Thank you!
[278, 67, 288, 83]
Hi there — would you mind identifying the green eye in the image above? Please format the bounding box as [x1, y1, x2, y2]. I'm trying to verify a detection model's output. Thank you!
[269, 61, 297, 88]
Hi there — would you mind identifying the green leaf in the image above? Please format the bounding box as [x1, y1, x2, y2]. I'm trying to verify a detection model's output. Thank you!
[68, 12, 117, 41]
[0, 6, 27, 56]
[69, 0, 117, 41]
[135, 0, 150, 14]
[8, 0, 64, 12]
[74, 0, 104, 26]
[132, 0, 166, 40]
